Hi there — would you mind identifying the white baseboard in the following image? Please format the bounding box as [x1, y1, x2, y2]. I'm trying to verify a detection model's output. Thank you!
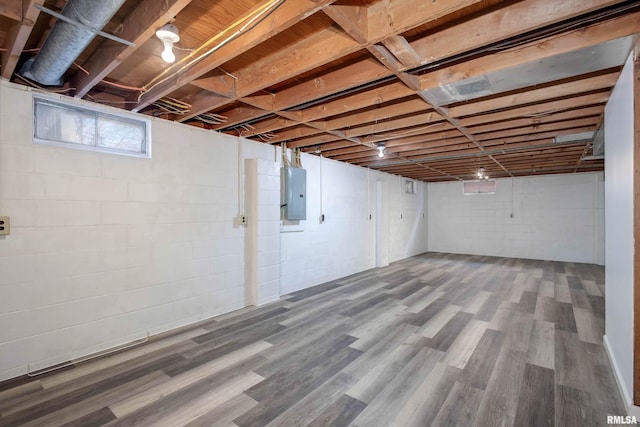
[603, 335, 640, 417]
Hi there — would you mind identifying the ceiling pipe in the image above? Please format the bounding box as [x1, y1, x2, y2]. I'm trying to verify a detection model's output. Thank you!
[19, 0, 126, 86]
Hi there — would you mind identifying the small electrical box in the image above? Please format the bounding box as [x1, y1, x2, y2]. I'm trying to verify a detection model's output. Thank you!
[281, 167, 306, 220]
[0, 216, 9, 236]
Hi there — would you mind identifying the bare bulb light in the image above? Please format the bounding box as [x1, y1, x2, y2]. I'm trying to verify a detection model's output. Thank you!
[377, 143, 385, 158]
[161, 42, 176, 63]
[156, 24, 180, 64]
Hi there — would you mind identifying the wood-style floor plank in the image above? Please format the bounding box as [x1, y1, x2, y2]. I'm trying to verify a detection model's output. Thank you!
[0, 253, 623, 427]
[513, 363, 555, 427]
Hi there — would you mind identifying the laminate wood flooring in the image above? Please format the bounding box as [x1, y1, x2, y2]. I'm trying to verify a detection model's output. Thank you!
[0, 253, 625, 426]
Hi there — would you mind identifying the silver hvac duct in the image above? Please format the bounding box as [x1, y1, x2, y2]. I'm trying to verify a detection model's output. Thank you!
[19, 0, 126, 86]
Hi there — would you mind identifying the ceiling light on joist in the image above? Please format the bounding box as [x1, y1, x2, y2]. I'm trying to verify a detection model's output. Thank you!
[156, 24, 180, 63]
[377, 142, 386, 158]
[477, 167, 489, 180]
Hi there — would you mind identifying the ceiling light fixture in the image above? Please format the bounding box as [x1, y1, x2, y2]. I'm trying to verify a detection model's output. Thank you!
[477, 167, 489, 180]
[377, 142, 385, 158]
[155, 24, 180, 63]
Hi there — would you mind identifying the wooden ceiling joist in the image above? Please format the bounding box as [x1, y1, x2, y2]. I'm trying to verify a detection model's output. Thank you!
[4, 0, 633, 181]
[73, 0, 193, 98]
[0, 0, 20, 21]
[1, 0, 40, 79]
[135, 0, 339, 111]
[419, 9, 640, 90]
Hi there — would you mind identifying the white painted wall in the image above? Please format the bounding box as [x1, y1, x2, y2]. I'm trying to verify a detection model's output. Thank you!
[603, 53, 635, 408]
[428, 172, 604, 264]
[0, 80, 428, 381]
[244, 158, 281, 306]
[0, 81, 248, 381]
[279, 154, 428, 294]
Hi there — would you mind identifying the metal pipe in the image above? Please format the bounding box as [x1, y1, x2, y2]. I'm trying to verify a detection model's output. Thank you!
[20, 0, 126, 86]
[33, 4, 135, 47]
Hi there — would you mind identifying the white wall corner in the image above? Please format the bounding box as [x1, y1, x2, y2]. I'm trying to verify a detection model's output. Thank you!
[604, 335, 639, 417]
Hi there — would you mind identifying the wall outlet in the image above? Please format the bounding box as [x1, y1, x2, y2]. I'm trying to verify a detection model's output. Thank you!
[240, 215, 247, 225]
[319, 214, 325, 223]
[0, 216, 9, 236]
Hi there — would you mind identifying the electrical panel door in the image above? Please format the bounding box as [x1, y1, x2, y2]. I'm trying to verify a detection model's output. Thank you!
[281, 167, 306, 220]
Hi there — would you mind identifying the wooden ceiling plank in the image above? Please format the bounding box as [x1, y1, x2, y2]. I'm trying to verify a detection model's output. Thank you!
[159, 0, 498, 123]
[301, 141, 354, 153]
[412, 0, 624, 65]
[1, 0, 40, 79]
[212, 59, 395, 130]
[180, 29, 373, 122]
[191, 73, 236, 98]
[344, 111, 444, 138]
[298, 79, 412, 122]
[267, 125, 323, 144]
[459, 92, 610, 127]
[359, 126, 460, 146]
[419, 10, 640, 90]
[381, 36, 422, 68]
[324, 97, 429, 131]
[213, 105, 270, 131]
[233, 28, 361, 100]
[468, 105, 604, 135]
[366, 0, 490, 44]
[241, 117, 299, 137]
[479, 126, 595, 145]
[272, 58, 392, 113]
[0, 0, 20, 21]
[73, 0, 193, 98]
[367, 44, 404, 72]
[323, 3, 368, 43]
[287, 134, 344, 149]
[136, 0, 339, 111]
[449, 71, 619, 117]
[474, 118, 598, 141]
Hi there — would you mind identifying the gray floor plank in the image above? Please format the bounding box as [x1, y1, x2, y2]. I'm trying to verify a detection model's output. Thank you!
[0, 253, 623, 427]
[513, 363, 554, 427]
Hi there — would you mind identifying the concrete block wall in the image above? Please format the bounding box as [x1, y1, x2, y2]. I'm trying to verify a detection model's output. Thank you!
[0, 82, 246, 381]
[244, 158, 281, 306]
[280, 155, 428, 294]
[0, 80, 429, 381]
[428, 172, 604, 264]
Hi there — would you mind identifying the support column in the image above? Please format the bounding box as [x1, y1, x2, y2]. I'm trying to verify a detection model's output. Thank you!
[244, 158, 281, 306]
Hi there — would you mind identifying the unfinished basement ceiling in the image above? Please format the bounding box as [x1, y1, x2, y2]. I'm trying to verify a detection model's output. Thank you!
[1, 0, 638, 182]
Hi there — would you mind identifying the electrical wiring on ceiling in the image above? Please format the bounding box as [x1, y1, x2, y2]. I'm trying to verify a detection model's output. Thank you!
[194, 112, 228, 125]
[139, 0, 286, 102]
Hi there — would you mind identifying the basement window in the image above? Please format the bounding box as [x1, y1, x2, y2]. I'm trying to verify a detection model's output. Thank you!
[33, 95, 150, 158]
[463, 180, 496, 195]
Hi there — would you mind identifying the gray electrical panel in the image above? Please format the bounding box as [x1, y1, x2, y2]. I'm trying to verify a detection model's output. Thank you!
[281, 167, 307, 220]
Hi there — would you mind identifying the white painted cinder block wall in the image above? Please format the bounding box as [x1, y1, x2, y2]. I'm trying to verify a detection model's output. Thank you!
[0, 82, 247, 381]
[428, 172, 604, 264]
[603, 53, 635, 412]
[279, 155, 428, 294]
[0, 80, 428, 381]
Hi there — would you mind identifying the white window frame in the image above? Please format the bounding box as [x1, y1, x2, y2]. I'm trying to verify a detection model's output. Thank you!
[33, 94, 151, 158]
[463, 179, 496, 195]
